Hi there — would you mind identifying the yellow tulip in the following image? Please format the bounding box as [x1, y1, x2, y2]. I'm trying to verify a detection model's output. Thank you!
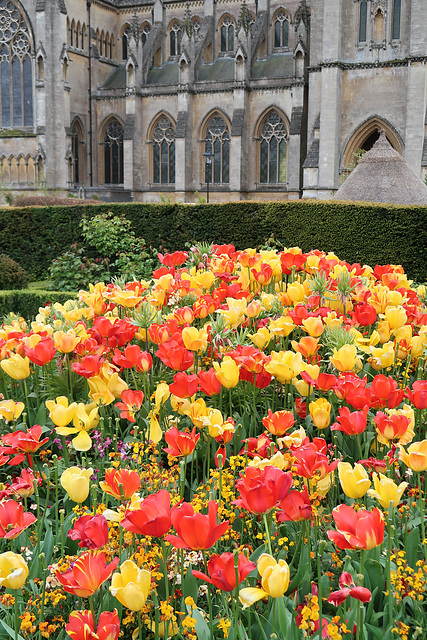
[213, 357, 240, 389]
[53, 329, 81, 353]
[410, 336, 424, 359]
[182, 326, 208, 352]
[147, 411, 163, 444]
[265, 350, 303, 384]
[309, 398, 331, 429]
[110, 560, 152, 611]
[170, 395, 191, 415]
[0, 552, 28, 589]
[193, 270, 215, 290]
[108, 289, 142, 308]
[398, 440, 427, 472]
[154, 382, 170, 411]
[329, 344, 359, 372]
[54, 402, 99, 451]
[368, 342, 395, 371]
[287, 282, 306, 304]
[246, 300, 262, 318]
[60, 466, 93, 503]
[377, 320, 391, 343]
[248, 326, 271, 350]
[302, 316, 324, 337]
[239, 554, 290, 609]
[0, 399, 25, 421]
[184, 398, 209, 429]
[261, 293, 275, 311]
[323, 311, 343, 330]
[46, 396, 78, 428]
[1, 353, 30, 380]
[87, 372, 128, 406]
[384, 306, 407, 330]
[268, 316, 295, 337]
[367, 473, 408, 509]
[338, 462, 371, 499]
[278, 427, 306, 450]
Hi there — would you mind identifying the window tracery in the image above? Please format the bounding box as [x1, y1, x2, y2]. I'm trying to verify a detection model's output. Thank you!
[220, 16, 234, 53]
[204, 115, 230, 185]
[151, 116, 175, 184]
[102, 118, 124, 184]
[0, 0, 33, 127]
[274, 11, 289, 49]
[258, 111, 288, 185]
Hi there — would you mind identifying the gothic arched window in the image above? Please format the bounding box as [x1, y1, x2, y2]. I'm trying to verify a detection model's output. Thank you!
[274, 12, 289, 49]
[220, 16, 234, 53]
[204, 115, 230, 184]
[359, 0, 368, 42]
[141, 22, 151, 46]
[259, 111, 288, 184]
[71, 119, 84, 185]
[102, 118, 124, 184]
[169, 21, 182, 57]
[0, 0, 33, 128]
[122, 25, 131, 60]
[151, 116, 175, 184]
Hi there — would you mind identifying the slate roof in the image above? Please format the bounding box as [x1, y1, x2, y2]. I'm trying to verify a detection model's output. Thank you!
[101, 65, 126, 90]
[197, 58, 235, 82]
[252, 53, 293, 79]
[333, 130, 427, 205]
[146, 62, 179, 85]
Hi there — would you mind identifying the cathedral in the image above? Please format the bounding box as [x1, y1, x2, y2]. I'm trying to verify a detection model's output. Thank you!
[0, 0, 426, 202]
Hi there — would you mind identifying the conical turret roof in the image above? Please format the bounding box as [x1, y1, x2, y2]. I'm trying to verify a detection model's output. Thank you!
[333, 130, 427, 205]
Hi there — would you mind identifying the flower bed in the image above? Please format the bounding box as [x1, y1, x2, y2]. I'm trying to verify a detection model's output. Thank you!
[0, 244, 426, 640]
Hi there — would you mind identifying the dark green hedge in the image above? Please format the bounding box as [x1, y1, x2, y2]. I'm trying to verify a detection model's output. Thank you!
[0, 290, 77, 321]
[1, 200, 427, 281]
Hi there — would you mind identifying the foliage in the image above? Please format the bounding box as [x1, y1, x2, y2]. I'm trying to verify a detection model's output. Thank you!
[0, 254, 29, 290]
[49, 244, 109, 292]
[0, 288, 76, 319]
[1, 200, 427, 280]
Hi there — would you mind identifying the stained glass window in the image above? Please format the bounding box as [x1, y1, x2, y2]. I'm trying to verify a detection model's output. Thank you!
[359, 1, 367, 42]
[204, 116, 230, 185]
[220, 17, 234, 53]
[103, 119, 124, 185]
[259, 112, 287, 184]
[169, 22, 182, 57]
[152, 116, 175, 184]
[392, 0, 401, 40]
[274, 12, 289, 48]
[0, 0, 33, 127]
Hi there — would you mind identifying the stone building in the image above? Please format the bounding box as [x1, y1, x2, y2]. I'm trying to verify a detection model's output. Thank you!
[0, 0, 426, 202]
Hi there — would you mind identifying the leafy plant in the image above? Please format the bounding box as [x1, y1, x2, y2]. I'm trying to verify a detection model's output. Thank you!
[0, 254, 29, 290]
[49, 244, 109, 291]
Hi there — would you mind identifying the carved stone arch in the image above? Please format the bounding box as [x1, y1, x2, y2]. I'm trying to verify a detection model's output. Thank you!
[341, 116, 404, 171]
[199, 108, 232, 141]
[11, 0, 36, 48]
[271, 6, 292, 24]
[168, 18, 182, 57]
[254, 106, 290, 139]
[126, 55, 137, 86]
[147, 111, 176, 141]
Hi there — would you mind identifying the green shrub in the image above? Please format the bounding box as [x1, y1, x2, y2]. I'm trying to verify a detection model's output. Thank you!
[0, 289, 77, 320]
[0, 254, 29, 290]
[1, 200, 427, 280]
[49, 244, 109, 292]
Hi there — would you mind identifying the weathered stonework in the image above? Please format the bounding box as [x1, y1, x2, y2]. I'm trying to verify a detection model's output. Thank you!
[1, 0, 426, 202]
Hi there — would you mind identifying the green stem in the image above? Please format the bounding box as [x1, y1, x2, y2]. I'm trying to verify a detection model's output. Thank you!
[262, 513, 273, 556]
[418, 472, 427, 561]
[202, 550, 215, 640]
[386, 504, 394, 628]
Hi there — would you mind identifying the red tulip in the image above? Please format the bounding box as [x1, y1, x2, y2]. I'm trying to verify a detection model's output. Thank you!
[252, 263, 273, 286]
[120, 489, 174, 538]
[262, 409, 296, 436]
[66, 609, 120, 640]
[292, 441, 338, 480]
[165, 500, 229, 550]
[295, 396, 307, 419]
[370, 375, 404, 409]
[331, 406, 369, 436]
[406, 380, 427, 410]
[99, 468, 141, 501]
[240, 434, 276, 459]
[163, 427, 199, 458]
[56, 551, 119, 598]
[353, 303, 377, 326]
[327, 504, 385, 550]
[73, 355, 104, 378]
[115, 390, 144, 423]
[112, 345, 152, 372]
[158, 251, 188, 267]
[156, 340, 194, 371]
[334, 374, 367, 402]
[169, 372, 199, 398]
[280, 252, 307, 275]
[276, 486, 312, 522]
[346, 386, 373, 410]
[198, 368, 222, 396]
[233, 466, 293, 515]
[374, 411, 411, 442]
[192, 552, 256, 591]
[10, 468, 42, 498]
[24, 337, 57, 366]
[68, 514, 109, 549]
[0, 499, 36, 539]
[327, 572, 371, 606]
[0, 425, 49, 466]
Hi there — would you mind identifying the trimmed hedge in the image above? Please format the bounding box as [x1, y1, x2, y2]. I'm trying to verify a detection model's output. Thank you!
[0, 290, 77, 321]
[1, 200, 427, 280]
